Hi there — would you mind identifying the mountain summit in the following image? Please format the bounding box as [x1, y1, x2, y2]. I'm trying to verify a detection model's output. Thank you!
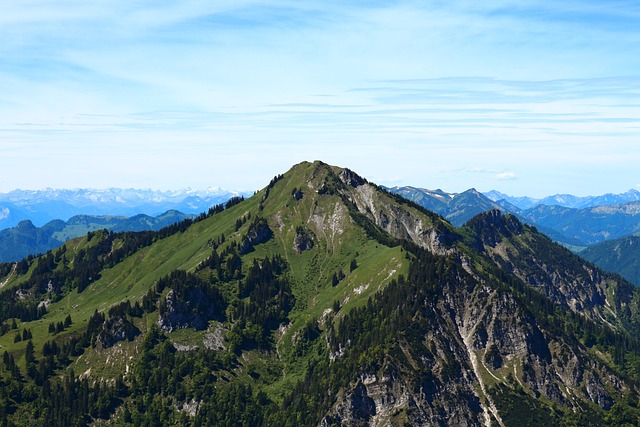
[1, 160, 639, 426]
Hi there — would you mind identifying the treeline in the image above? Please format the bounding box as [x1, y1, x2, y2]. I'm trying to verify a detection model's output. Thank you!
[259, 174, 284, 209]
[157, 270, 226, 331]
[0, 369, 126, 427]
[0, 290, 162, 426]
[227, 255, 293, 350]
[118, 326, 273, 426]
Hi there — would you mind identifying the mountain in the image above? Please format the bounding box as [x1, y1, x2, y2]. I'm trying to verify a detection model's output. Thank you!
[483, 190, 539, 210]
[0, 210, 195, 262]
[386, 186, 509, 226]
[484, 188, 640, 210]
[403, 188, 640, 247]
[1, 161, 640, 426]
[0, 187, 249, 230]
[384, 186, 454, 213]
[518, 201, 640, 247]
[539, 189, 640, 209]
[580, 234, 640, 286]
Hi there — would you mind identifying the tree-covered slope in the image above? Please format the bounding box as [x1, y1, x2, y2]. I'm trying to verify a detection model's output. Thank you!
[580, 234, 640, 286]
[1, 161, 640, 426]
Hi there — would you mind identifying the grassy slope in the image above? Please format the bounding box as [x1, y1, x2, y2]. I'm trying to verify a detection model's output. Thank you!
[0, 161, 408, 402]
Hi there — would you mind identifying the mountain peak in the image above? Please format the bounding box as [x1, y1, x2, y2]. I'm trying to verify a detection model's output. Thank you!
[16, 219, 36, 230]
[388, 186, 504, 227]
[465, 209, 524, 244]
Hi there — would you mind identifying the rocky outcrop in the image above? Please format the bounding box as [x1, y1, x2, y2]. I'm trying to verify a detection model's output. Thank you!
[344, 182, 458, 256]
[323, 382, 376, 426]
[239, 217, 273, 254]
[158, 288, 223, 332]
[339, 169, 366, 188]
[293, 226, 314, 254]
[95, 315, 140, 349]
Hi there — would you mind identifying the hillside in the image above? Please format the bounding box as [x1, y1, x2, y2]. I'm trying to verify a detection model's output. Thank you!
[580, 234, 640, 286]
[0, 211, 195, 263]
[1, 161, 640, 426]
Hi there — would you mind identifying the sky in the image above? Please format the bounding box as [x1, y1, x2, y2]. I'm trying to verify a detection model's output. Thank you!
[1, 1, 639, 198]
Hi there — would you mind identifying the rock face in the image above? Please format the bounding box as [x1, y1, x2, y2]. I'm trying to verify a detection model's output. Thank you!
[339, 168, 367, 188]
[321, 258, 627, 426]
[293, 226, 314, 254]
[239, 217, 273, 254]
[154, 270, 226, 333]
[322, 382, 376, 426]
[334, 175, 458, 256]
[158, 288, 221, 332]
[468, 210, 630, 331]
[96, 316, 140, 349]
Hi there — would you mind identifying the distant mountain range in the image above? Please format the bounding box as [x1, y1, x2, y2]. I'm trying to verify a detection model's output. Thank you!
[515, 202, 640, 247]
[0, 187, 250, 230]
[4, 184, 640, 284]
[387, 186, 640, 288]
[384, 186, 507, 227]
[0, 210, 194, 263]
[387, 186, 640, 247]
[484, 188, 640, 210]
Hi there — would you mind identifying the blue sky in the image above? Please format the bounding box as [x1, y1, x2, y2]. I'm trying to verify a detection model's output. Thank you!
[1, 1, 639, 197]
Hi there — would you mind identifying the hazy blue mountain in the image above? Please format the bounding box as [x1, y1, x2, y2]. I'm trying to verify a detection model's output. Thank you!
[484, 188, 640, 210]
[393, 187, 640, 249]
[444, 188, 508, 226]
[0, 210, 194, 262]
[0, 187, 249, 230]
[580, 234, 640, 286]
[484, 190, 540, 210]
[0, 220, 64, 264]
[589, 189, 640, 207]
[519, 202, 640, 247]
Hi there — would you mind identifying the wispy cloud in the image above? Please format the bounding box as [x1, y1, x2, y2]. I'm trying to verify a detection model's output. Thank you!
[0, 1, 638, 196]
[495, 172, 517, 180]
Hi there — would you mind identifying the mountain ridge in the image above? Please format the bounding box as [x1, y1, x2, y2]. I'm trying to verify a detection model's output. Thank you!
[390, 185, 640, 248]
[0, 160, 639, 426]
[484, 188, 640, 210]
